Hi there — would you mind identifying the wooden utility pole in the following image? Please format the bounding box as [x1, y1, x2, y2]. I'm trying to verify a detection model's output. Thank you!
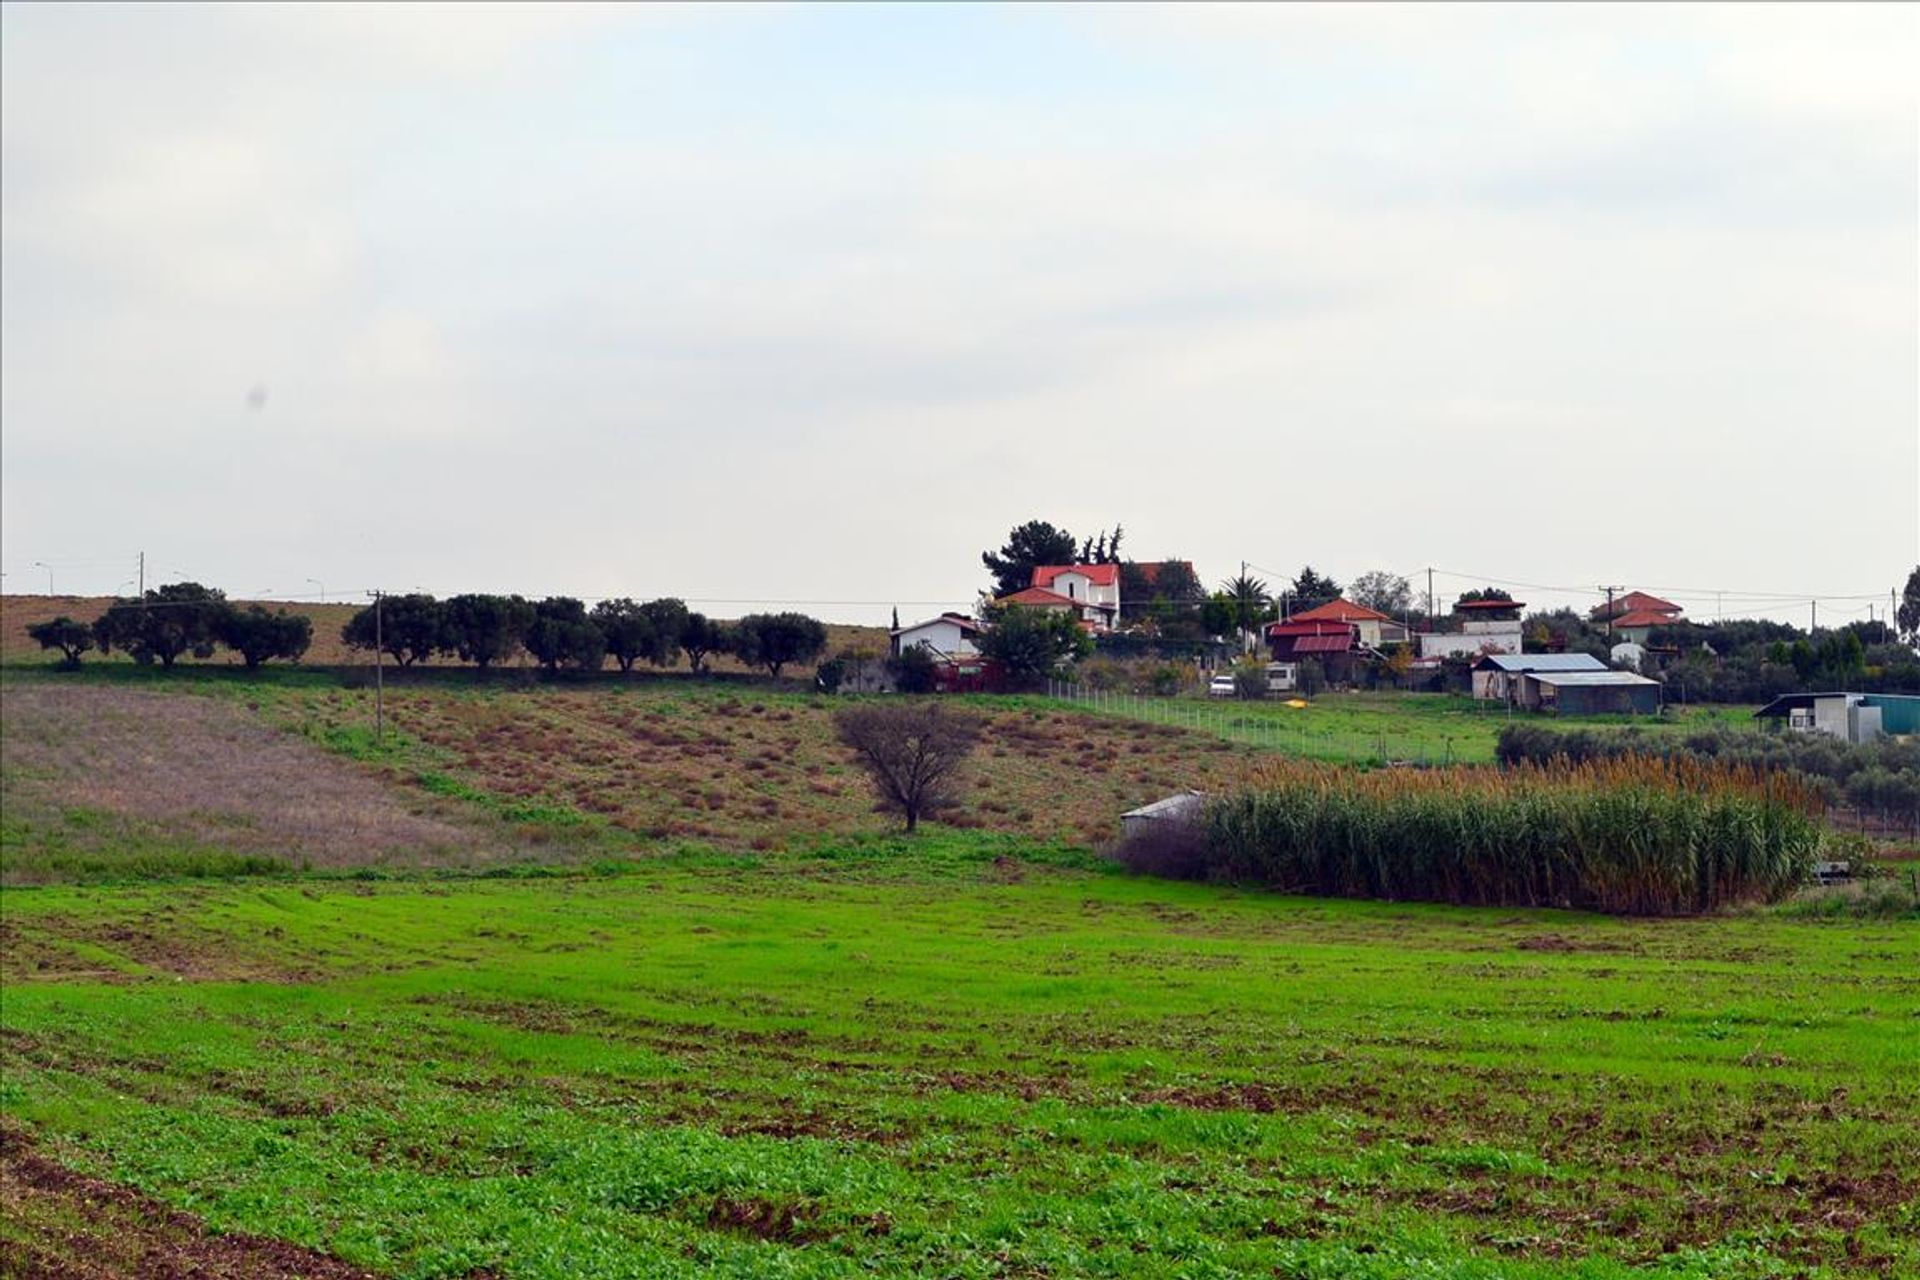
[1598, 585, 1617, 638]
[372, 590, 384, 743]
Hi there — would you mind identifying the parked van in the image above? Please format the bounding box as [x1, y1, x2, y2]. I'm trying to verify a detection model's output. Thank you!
[1266, 662, 1297, 693]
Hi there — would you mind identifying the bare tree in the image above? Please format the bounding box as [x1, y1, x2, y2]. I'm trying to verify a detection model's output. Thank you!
[834, 702, 980, 833]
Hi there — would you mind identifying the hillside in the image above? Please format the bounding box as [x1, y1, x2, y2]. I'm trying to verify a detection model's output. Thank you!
[1, 673, 1259, 881]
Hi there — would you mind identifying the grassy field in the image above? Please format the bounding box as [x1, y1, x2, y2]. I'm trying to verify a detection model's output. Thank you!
[1030, 689, 1756, 766]
[2, 669, 1914, 1277]
[3, 839, 1916, 1279]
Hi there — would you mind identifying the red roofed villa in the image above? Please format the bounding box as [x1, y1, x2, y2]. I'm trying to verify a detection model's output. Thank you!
[1591, 591, 1684, 643]
[998, 565, 1120, 630]
[1285, 598, 1410, 648]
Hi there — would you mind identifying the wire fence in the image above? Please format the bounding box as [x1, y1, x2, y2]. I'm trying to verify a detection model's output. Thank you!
[1045, 680, 1468, 766]
[1828, 806, 1920, 844]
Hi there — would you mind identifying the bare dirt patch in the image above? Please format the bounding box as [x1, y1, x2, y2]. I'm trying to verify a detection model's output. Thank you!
[1, 684, 501, 879]
[0, 1126, 382, 1280]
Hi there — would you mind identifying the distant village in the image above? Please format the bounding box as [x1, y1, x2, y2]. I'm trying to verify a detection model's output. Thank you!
[878, 528, 1920, 743]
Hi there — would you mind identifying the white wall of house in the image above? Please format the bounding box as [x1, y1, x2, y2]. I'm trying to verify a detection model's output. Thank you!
[1421, 623, 1522, 659]
[1043, 570, 1120, 613]
[895, 619, 977, 657]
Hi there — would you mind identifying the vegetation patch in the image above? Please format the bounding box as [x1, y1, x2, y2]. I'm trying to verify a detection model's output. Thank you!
[1148, 758, 1824, 914]
[1, 846, 1914, 1278]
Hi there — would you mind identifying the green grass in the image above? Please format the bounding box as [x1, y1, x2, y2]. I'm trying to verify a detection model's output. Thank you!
[4, 836, 1916, 1278]
[1010, 690, 1756, 765]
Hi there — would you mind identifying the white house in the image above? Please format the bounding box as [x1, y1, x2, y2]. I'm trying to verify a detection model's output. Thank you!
[995, 564, 1120, 630]
[890, 612, 982, 659]
[1030, 564, 1120, 627]
[1285, 599, 1410, 648]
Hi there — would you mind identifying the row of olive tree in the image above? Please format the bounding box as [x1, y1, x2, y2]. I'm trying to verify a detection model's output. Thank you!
[29, 583, 312, 669]
[340, 593, 829, 677]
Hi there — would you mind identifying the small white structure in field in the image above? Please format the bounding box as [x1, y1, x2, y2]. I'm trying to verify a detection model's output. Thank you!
[1120, 791, 1207, 841]
[889, 612, 982, 659]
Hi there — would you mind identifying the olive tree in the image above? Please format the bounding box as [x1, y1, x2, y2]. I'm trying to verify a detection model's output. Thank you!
[734, 612, 829, 679]
[27, 616, 93, 668]
[342, 594, 442, 667]
[92, 583, 226, 668]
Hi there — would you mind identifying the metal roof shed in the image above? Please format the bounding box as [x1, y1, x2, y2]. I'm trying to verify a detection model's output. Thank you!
[1524, 670, 1661, 716]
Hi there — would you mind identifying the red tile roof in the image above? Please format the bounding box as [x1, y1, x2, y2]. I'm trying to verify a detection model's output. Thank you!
[1290, 598, 1392, 624]
[997, 587, 1081, 608]
[1591, 591, 1681, 620]
[1032, 564, 1119, 589]
[1609, 609, 1681, 628]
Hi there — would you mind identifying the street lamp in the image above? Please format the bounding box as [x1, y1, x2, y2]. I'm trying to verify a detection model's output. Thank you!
[307, 577, 325, 604]
[32, 561, 52, 595]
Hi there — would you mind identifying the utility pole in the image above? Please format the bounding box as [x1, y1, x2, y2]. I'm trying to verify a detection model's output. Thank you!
[1426, 567, 1434, 627]
[372, 590, 385, 743]
[1810, 599, 1816, 635]
[1599, 585, 1621, 638]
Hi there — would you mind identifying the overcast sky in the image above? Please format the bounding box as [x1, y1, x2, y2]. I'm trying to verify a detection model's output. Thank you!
[3, 2, 1915, 627]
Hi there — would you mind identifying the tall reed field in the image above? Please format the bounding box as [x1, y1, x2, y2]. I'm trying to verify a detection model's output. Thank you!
[1169, 757, 1824, 914]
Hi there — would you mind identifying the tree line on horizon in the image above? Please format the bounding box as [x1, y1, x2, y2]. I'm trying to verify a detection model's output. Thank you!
[26, 583, 832, 678]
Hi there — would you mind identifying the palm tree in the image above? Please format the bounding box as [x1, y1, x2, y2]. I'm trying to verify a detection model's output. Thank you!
[1219, 575, 1272, 637]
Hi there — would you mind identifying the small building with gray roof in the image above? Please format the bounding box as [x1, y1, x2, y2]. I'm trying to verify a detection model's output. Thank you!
[1469, 652, 1608, 702]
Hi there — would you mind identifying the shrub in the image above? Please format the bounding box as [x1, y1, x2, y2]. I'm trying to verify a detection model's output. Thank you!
[1112, 815, 1210, 880]
[1496, 724, 1920, 824]
[887, 644, 938, 694]
[1232, 656, 1268, 701]
[1189, 757, 1823, 915]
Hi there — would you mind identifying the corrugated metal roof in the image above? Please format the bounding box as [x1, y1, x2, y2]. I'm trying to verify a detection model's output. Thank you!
[1121, 791, 1207, 821]
[1526, 671, 1660, 687]
[1475, 653, 1607, 672]
[1291, 634, 1354, 653]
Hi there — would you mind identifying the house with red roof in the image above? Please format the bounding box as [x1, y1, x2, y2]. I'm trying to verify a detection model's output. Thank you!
[1285, 598, 1409, 648]
[998, 564, 1120, 631]
[1590, 591, 1684, 644]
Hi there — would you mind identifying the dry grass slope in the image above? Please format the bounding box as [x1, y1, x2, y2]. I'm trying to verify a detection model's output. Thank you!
[0, 685, 511, 881]
[303, 684, 1258, 850]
